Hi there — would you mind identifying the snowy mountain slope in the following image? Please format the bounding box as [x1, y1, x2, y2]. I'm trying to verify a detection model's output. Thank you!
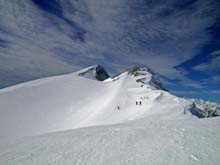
[0, 65, 220, 164]
[0, 115, 220, 165]
[0, 73, 105, 138]
[0, 66, 191, 139]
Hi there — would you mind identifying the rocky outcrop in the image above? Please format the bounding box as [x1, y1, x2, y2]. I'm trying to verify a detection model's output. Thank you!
[186, 99, 220, 118]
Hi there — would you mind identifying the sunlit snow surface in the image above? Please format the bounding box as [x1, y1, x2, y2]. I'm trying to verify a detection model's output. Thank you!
[1, 117, 220, 165]
[0, 67, 219, 164]
[0, 67, 189, 138]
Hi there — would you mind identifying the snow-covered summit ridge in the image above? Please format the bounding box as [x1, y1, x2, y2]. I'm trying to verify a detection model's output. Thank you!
[76, 65, 166, 91]
[0, 65, 187, 138]
[76, 65, 110, 81]
[0, 66, 220, 164]
[124, 67, 220, 118]
[127, 67, 167, 91]
[0, 65, 219, 139]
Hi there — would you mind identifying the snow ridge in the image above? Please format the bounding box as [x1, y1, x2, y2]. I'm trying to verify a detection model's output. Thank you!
[0, 65, 218, 139]
[128, 67, 167, 91]
[0, 65, 220, 165]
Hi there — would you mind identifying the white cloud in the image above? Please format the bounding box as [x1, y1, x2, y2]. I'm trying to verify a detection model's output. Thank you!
[193, 56, 220, 74]
[0, 0, 219, 87]
[211, 90, 220, 94]
[210, 50, 220, 57]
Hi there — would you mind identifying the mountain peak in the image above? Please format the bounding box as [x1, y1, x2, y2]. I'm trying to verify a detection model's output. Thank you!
[128, 67, 152, 76]
[77, 65, 110, 81]
[127, 67, 167, 91]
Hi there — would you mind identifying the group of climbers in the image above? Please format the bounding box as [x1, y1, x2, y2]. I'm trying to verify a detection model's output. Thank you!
[116, 100, 143, 110]
[136, 101, 142, 106]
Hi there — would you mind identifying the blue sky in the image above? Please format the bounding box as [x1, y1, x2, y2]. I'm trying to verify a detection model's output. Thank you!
[169, 21, 220, 102]
[0, 0, 219, 102]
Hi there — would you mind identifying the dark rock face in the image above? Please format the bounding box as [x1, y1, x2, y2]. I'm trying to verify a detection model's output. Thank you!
[128, 67, 167, 91]
[78, 65, 110, 81]
[185, 100, 220, 118]
[94, 65, 110, 81]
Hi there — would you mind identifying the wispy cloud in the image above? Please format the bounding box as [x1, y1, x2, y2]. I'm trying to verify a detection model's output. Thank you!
[0, 0, 219, 88]
[193, 56, 220, 75]
[210, 50, 220, 57]
[211, 90, 220, 94]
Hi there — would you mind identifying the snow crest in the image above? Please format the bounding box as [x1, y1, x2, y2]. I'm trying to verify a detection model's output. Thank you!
[0, 65, 220, 165]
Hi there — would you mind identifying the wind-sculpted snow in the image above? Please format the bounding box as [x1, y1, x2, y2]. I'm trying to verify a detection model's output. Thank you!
[0, 113, 220, 165]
